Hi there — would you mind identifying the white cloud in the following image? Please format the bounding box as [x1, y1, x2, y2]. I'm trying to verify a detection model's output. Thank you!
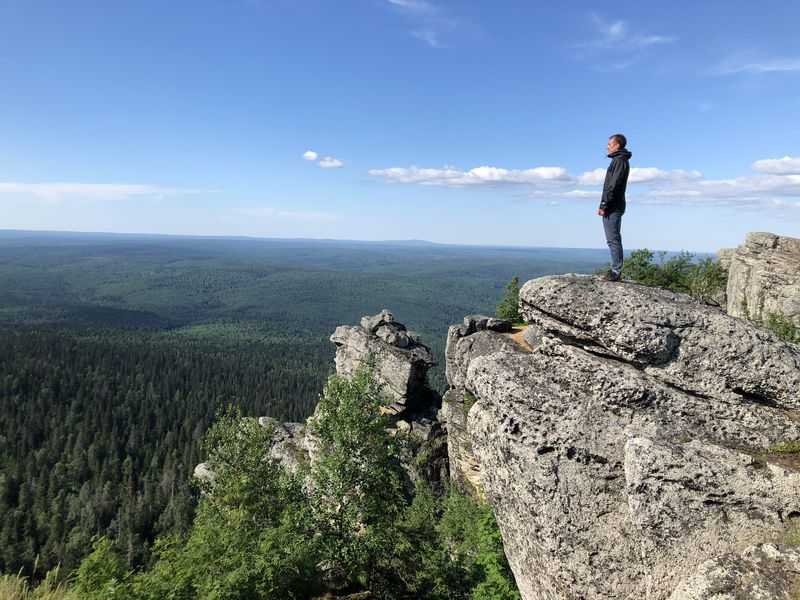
[563, 190, 598, 198]
[576, 168, 606, 186]
[319, 156, 344, 169]
[0, 182, 204, 204]
[369, 165, 569, 186]
[715, 57, 800, 75]
[303, 150, 318, 161]
[752, 156, 800, 175]
[629, 168, 703, 184]
[238, 207, 337, 222]
[370, 156, 800, 214]
[575, 167, 701, 186]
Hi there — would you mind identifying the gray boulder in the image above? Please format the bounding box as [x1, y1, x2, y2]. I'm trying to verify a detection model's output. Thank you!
[726, 232, 800, 325]
[445, 274, 800, 599]
[331, 319, 435, 409]
[360, 309, 406, 334]
[669, 544, 800, 600]
[519, 274, 800, 407]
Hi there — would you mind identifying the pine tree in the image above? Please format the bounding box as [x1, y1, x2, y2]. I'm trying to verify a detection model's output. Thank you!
[496, 276, 521, 323]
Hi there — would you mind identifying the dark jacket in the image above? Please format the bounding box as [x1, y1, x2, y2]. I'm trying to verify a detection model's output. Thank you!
[599, 148, 632, 214]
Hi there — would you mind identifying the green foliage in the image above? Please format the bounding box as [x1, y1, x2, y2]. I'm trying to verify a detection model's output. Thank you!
[496, 277, 521, 323]
[73, 369, 521, 600]
[128, 408, 318, 600]
[685, 258, 729, 306]
[622, 249, 727, 305]
[72, 537, 130, 600]
[307, 367, 407, 593]
[438, 491, 521, 600]
[764, 313, 800, 344]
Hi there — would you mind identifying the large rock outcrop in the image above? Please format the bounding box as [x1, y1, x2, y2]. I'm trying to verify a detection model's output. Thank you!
[726, 232, 800, 325]
[445, 274, 800, 600]
[331, 309, 436, 415]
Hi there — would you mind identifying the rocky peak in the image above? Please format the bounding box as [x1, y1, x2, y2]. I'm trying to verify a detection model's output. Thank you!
[726, 231, 800, 325]
[331, 309, 435, 414]
[443, 274, 800, 600]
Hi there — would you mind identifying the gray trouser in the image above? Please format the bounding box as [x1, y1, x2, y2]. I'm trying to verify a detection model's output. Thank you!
[602, 211, 623, 275]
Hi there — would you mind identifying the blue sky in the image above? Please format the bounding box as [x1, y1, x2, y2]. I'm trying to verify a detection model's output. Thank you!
[1, 0, 799, 251]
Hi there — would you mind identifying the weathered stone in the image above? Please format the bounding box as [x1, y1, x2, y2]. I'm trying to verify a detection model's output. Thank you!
[258, 417, 309, 475]
[624, 437, 800, 539]
[331, 323, 434, 408]
[440, 388, 484, 498]
[360, 309, 406, 334]
[726, 232, 800, 325]
[375, 324, 411, 348]
[463, 314, 513, 334]
[519, 274, 800, 408]
[442, 325, 519, 495]
[445, 273, 800, 599]
[717, 247, 735, 271]
[486, 317, 513, 333]
[669, 544, 800, 600]
[193, 462, 215, 485]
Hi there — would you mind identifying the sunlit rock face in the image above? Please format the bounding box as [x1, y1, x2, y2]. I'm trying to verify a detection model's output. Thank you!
[726, 231, 800, 325]
[447, 274, 800, 600]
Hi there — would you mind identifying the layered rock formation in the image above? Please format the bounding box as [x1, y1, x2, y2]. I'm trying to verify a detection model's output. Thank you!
[726, 232, 800, 325]
[443, 274, 800, 600]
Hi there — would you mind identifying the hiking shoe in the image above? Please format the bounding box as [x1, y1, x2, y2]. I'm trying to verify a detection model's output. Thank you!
[602, 270, 621, 282]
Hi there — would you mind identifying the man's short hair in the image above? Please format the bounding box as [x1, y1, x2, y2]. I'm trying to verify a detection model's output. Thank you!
[609, 133, 627, 148]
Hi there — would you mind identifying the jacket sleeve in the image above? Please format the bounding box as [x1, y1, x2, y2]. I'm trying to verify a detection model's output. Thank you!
[599, 159, 627, 210]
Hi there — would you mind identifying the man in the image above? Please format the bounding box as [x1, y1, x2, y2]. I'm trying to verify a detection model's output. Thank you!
[598, 134, 631, 282]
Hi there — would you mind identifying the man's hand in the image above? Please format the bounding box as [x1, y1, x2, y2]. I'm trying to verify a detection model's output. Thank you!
[597, 208, 606, 217]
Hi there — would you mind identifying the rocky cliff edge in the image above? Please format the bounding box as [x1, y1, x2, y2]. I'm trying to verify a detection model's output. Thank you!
[444, 274, 800, 600]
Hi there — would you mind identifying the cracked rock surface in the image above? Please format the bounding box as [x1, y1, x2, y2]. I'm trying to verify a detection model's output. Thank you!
[446, 274, 800, 600]
[669, 544, 800, 600]
[726, 232, 800, 326]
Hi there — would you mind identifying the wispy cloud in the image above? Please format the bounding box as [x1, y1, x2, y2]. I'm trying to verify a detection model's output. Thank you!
[714, 57, 800, 75]
[387, 0, 436, 15]
[319, 156, 344, 169]
[0, 182, 206, 204]
[238, 207, 338, 222]
[581, 14, 676, 50]
[370, 157, 800, 213]
[303, 150, 318, 161]
[385, 0, 462, 48]
[571, 14, 675, 70]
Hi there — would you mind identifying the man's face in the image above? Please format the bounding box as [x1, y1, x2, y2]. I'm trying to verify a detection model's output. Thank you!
[607, 137, 620, 154]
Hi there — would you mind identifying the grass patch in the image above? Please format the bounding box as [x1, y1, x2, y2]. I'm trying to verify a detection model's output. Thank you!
[464, 390, 477, 412]
[768, 441, 800, 455]
[0, 569, 75, 600]
[764, 312, 800, 344]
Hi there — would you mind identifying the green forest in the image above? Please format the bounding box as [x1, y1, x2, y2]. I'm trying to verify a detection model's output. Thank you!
[0, 231, 610, 589]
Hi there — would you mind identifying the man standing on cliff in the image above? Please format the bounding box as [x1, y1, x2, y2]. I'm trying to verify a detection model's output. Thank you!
[598, 134, 631, 281]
